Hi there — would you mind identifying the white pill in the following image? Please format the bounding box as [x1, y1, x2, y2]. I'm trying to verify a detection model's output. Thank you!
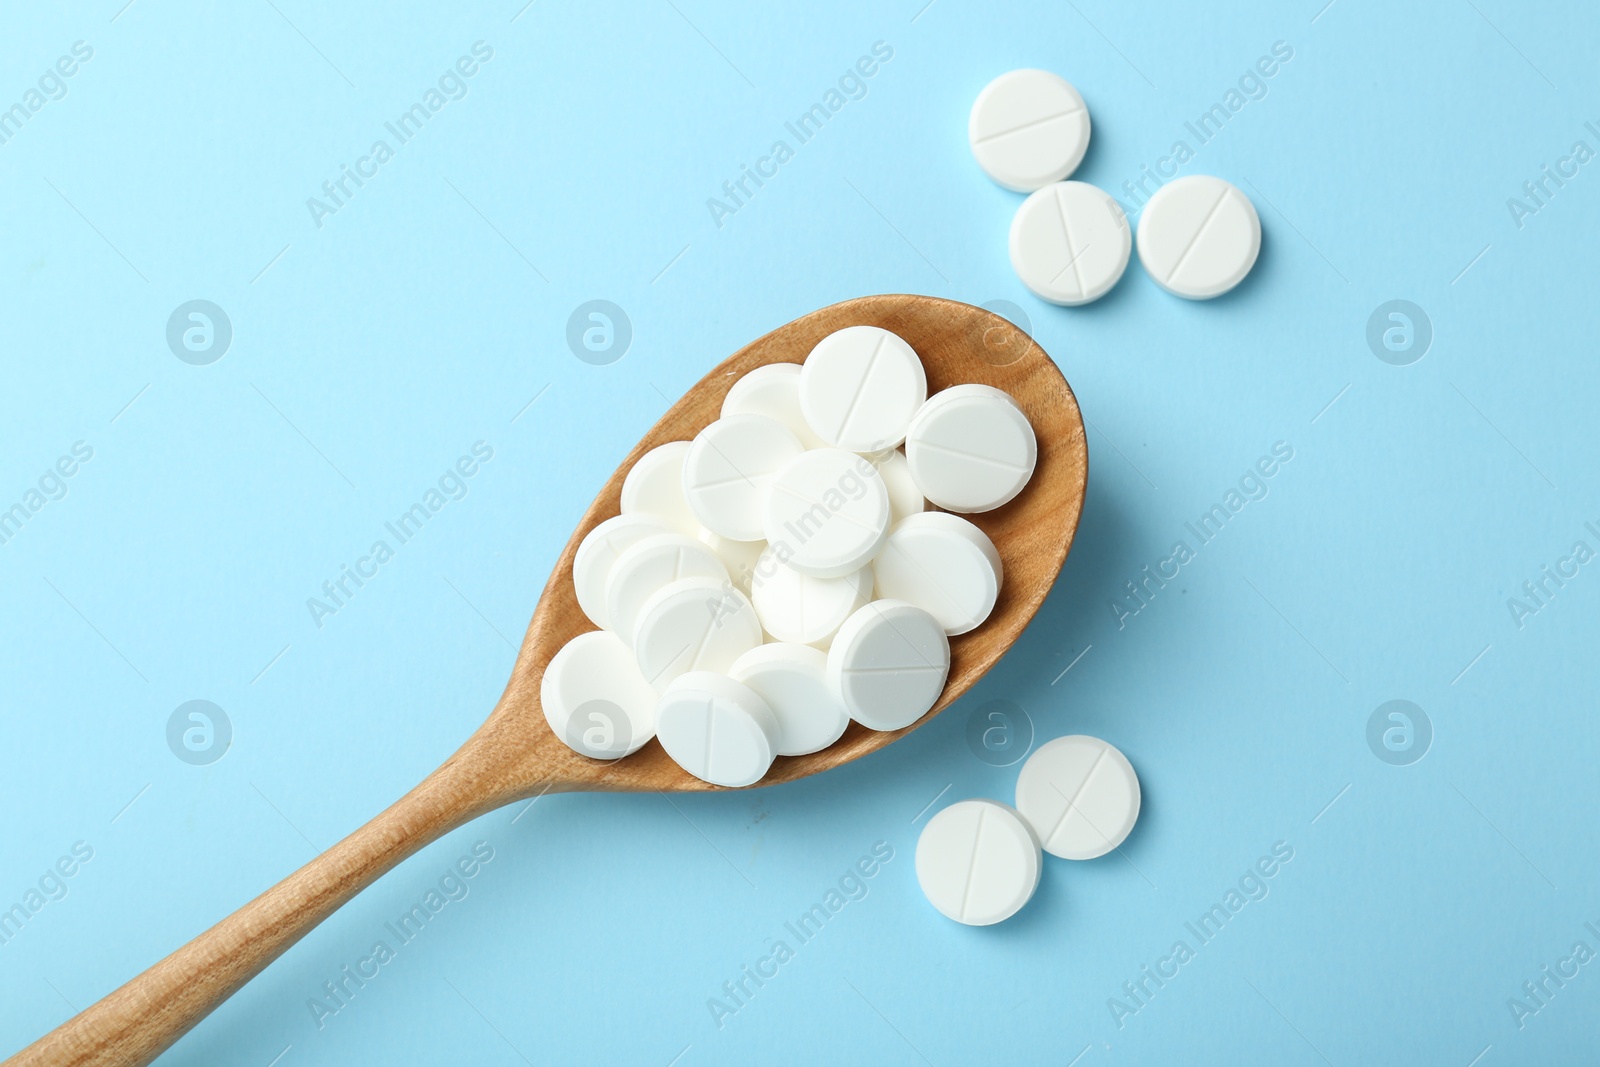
[698, 527, 765, 595]
[864, 449, 925, 525]
[1135, 175, 1260, 299]
[799, 326, 928, 452]
[1015, 735, 1141, 860]
[749, 546, 873, 648]
[905, 385, 1037, 513]
[827, 600, 950, 731]
[540, 631, 657, 759]
[721, 363, 828, 449]
[728, 643, 849, 756]
[1009, 181, 1131, 306]
[682, 414, 804, 541]
[968, 69, 1090, 192]
[872, 513, 1002, 636]
[571, 514, 672, 630]
[916, 799, 1042, 926]
[655, 671, 780, 787]
[632, 576, 762, 689]
[604, 533, 727, 646]
[620, 441, 699, 534]
[763, 449, 891, 579]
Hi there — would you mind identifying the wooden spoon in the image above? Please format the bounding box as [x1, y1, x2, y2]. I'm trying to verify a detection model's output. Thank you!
[7, 293, 1087, 1067]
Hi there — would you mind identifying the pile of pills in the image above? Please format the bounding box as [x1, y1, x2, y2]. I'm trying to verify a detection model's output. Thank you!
[916, 735, 1141, 925]
[970, 68, 1261, 304]
[544, 325, 1038, 787]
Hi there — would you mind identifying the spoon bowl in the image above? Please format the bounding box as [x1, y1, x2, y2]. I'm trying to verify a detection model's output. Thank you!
[7, 294, 1087, 1067]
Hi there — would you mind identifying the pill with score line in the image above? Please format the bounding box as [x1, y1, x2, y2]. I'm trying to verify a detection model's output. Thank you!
[1009, 180, 1131, 306]
[916, 798, 1042, 925]
[762, 448, 891, 579]
[1135, 175, 1261, 300]
[655, 671, 782, 787]
[969, 69, 1091, 192]
[799, 326, 928, 452]
[604, 533, 727, 646]
[905, 384, 1037, 513]
[683, 414, 804, 542]
[826, 599, 950, 731]
[728, 642, 850, 756]
[1014, 735, 1141, 860]
[632, 576, 763, 689]
[871, 512, 1002, 636]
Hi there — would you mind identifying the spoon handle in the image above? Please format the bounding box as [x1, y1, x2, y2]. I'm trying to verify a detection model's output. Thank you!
[5, 750, 519, 1067]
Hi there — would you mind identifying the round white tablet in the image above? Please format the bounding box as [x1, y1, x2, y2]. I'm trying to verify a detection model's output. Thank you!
[798, 326, 928, 452]
[683, 414, 804, 541]
[604, 533, 727, 646]
[763, 449, 891, 578]
[540, 631, 657, 759]
[632, 576, 762, 689]
[698, 527, 765, 594]
[872, 513, 1002, 636]
[620, 441, 698, 534]
[864, 449, 925, 525]
[905, 385, 1037, 513]
[827, 600, 950, 731]
[656, 671, 781, 787]
[721, 363, 828, 449]
[572, 514, 672, 629]
[916, 799, 1042, 926]
[1015, 735, 1141, 860]
[749, 546, 873, 648]
[1135, 175, 1260, 299]
[969, 69, 1090, 192]
[1009, 181, 1131, 306]
[728, 643, 850, 756]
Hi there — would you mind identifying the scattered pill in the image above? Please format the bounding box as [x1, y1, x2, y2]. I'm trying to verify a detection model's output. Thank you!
[572, 514, 672, 629]
[1015, 735, 1141, 860]
[683, 414, 804, 541]
[620, 441, 699, 534]
[698, 527, 765, 594]
[728, 642, 850, 756]
[604, 533, 727, 646]
[1009, 180, 1131, 306]
[541, 631, 657, 759]
[721, 363, 828, 449]
[632, 576, 762, 688]
[916, 799, 1042, 925]
[763, 449, 891, 579]
[799, 326, 928, 452]
[1135, 175, 1260, 300]
[655, 671, 781, 787]
[969, 69, 1090, 193]
[872, 512, 1002, 636]
[905, 384, 1037, 513]
[750, 546, 873, 648]
[864, 449, 925, 525]
[827, 599, 950, 731]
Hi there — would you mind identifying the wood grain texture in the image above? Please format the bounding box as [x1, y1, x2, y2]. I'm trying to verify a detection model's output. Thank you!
[6, 294, 1086, 1067]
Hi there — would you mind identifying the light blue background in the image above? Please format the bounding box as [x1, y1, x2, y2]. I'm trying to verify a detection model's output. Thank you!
[3, 0, 1597, 1063]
